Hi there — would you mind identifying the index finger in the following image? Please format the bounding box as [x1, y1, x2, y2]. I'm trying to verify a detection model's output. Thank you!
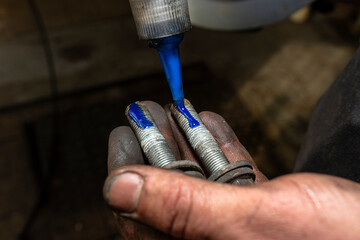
[108, 126, 145, 174]
[199, 111, 268, 183]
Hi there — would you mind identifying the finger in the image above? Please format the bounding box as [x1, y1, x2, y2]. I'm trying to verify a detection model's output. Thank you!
[105, 166, 360, 240]
[199, 111, 252, 162]
[108, 126, 176, 239]
[199, 111, 268, 182]
[164, 104, 198, 163]
[108, 126, 145, 174]
[140, 101, 181, 160]
[104, 165, 261, 239]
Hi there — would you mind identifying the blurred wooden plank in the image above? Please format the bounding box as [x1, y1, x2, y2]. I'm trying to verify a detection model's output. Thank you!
[239, 38, 354, 171]
[37, 0, 131, 29]
[0, 0, 37, 37]
[0, 0, 161, 108]
[0, 0, 50, 108]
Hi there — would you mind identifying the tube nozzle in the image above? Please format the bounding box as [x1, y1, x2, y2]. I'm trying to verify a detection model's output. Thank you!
[129, 0, 192, 39]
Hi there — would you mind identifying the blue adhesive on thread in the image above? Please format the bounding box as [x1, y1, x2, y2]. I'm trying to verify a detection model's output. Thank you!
[177, 104, 200, 128]
[128, 103, 154, 129]
[149, 34, 199, 128]
[149, 34, 185, 106]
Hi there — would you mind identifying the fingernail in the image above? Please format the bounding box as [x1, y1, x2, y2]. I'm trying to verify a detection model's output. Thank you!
[105, 172, 144, 213]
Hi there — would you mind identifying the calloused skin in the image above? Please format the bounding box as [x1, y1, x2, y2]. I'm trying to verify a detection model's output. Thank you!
[104, 101, 360, 240]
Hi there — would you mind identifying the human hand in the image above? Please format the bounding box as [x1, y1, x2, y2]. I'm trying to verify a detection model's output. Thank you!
[104, 101, 360, 240]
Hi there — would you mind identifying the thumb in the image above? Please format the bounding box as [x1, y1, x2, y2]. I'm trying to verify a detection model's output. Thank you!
[103, 165, 261, 239]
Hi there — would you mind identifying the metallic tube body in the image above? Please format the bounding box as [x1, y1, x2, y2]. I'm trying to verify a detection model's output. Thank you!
[129, 0, 191, 39]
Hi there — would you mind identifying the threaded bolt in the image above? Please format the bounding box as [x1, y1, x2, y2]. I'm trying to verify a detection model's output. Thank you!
[170, 99, 256, 185]
[170, 100, 229, 174]
[126, 102, 204, 178]
[126, 102, 176, 168]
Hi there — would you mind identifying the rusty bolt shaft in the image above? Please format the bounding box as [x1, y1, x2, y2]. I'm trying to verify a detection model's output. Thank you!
[126, 102, 176, 168]
[170, 100, 229, 174]
[126, 102, 205, 179]
[171, 99, 256, 185]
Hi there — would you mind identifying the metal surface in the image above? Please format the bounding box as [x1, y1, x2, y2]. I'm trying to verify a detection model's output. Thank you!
[129, 0, 191, 39]
[208, 161, 255, 185]
[171, 99, 256, 185]
[171, 100, 229, 174]
[164, 160, 205, 179]
[126, 102, 204, 178]
[126, 102, 176, 168]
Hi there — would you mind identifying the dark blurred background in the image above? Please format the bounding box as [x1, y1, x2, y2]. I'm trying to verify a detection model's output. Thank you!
[0, 0, 359, 239]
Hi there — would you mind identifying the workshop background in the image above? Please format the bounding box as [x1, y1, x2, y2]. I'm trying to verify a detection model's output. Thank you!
[0, 0, 359, 239]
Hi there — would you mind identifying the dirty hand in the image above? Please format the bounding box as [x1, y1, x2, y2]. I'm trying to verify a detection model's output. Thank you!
[103, 101, 360, 240]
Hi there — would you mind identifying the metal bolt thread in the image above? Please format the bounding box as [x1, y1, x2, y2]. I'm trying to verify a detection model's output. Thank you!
[129, 0, 191, 39]
[126, 103, 176, 168]
[171, 100, 229, 174]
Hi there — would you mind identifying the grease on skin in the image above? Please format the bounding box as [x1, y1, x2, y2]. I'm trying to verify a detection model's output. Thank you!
[177, 104, 200, 128]
[128, 103, 154, 129]
[149, 34, 185, 106]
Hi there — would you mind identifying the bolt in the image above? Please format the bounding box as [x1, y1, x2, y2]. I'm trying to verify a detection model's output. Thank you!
[170, 99, 256, 185]
[126, 102, 204, 178]
[170, 100, 228, 173]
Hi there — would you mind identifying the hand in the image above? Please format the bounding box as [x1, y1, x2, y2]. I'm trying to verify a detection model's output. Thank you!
[103, 101, 360, 240]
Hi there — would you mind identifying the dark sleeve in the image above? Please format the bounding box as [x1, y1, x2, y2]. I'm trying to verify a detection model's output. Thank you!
[295, 47, 360, 183]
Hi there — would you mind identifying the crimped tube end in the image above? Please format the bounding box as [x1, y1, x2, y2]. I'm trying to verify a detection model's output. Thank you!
[129, 0, 192, 39]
